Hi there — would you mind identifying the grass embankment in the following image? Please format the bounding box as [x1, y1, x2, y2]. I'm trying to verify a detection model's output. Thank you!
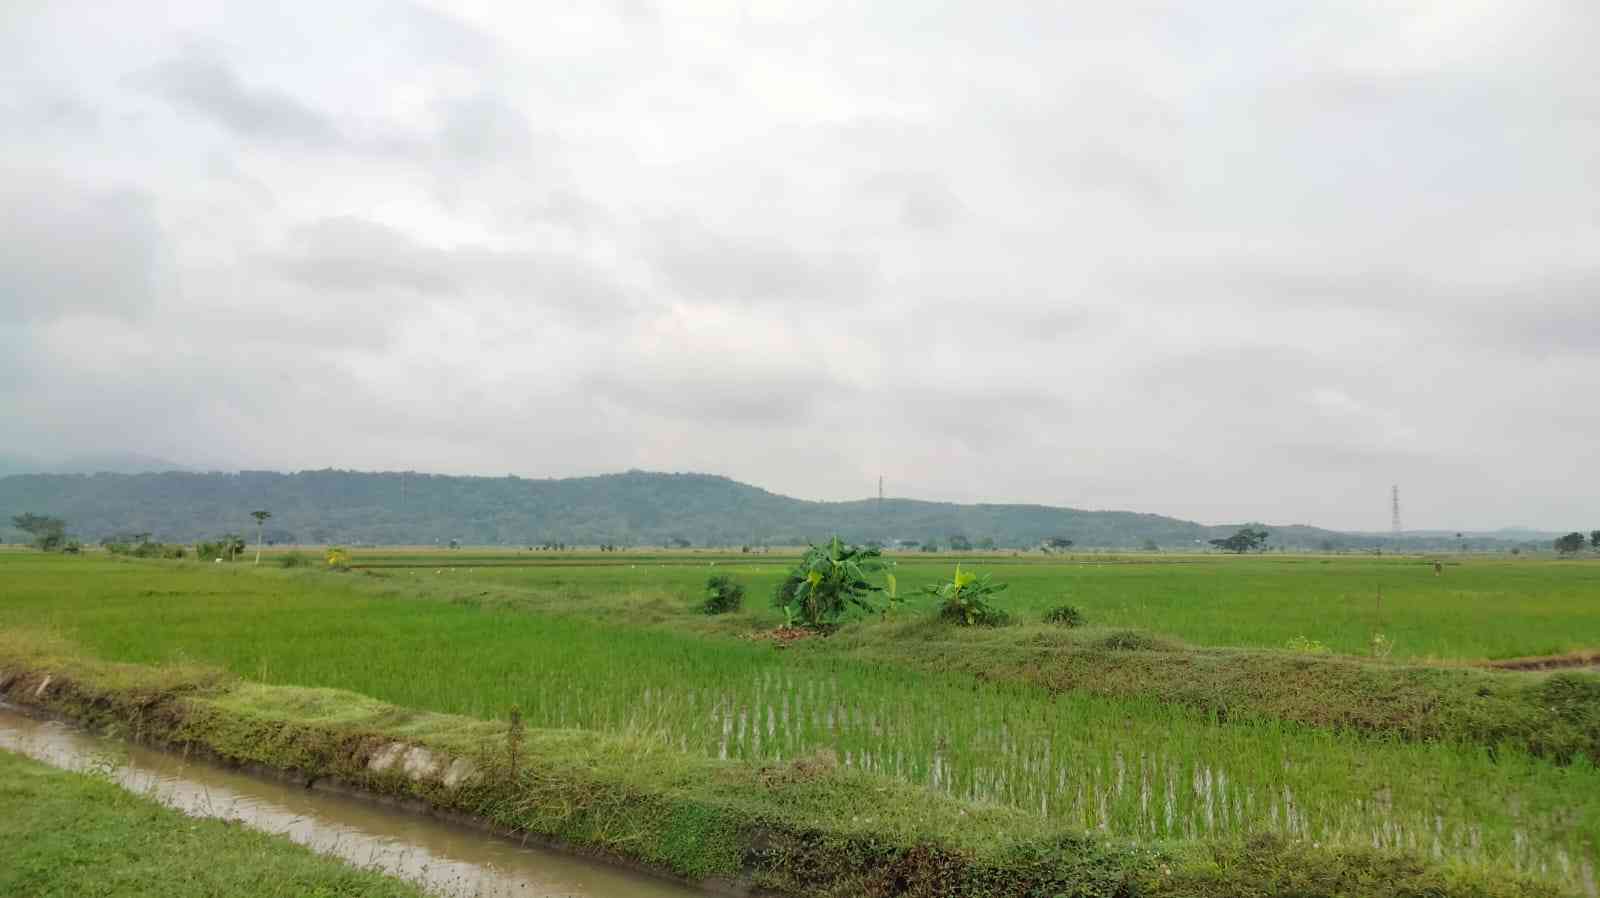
[0, 748, 428, 898]
[0, 644, 1570, 898]
[814, 617, 1600, 763]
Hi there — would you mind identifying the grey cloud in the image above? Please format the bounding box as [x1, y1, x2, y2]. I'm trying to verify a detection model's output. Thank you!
[135, 48, 342, 146]
[435, 92, 536, 162]
[1052, 142, 1173, 207]
[651, 223, 877, 306]
[273, 216, 639, 322]
[277, 218, 459, 294]
[5, 2, 1599, 530]
[0, 173, 160, 322]
[582, 364, 836, 427]
[856, 172, 966, 233]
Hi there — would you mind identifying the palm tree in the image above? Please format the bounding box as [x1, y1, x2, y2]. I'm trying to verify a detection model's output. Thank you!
[250, 510, 271, 565]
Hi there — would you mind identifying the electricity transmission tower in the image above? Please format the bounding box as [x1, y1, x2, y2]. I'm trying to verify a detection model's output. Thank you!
[1390, 485, 1402, 536]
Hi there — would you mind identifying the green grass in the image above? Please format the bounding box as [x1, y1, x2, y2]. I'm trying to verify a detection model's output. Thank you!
[2, 552, 1598, 891]
[0, 654, 1575, 898]
[0, 748, 428, 898]
[335, 548, 1600, 660]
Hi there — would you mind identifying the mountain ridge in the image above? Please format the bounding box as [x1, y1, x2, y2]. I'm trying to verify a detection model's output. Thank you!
[0, 468, 1542, 550]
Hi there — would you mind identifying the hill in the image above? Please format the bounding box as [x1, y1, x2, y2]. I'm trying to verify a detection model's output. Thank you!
[0, 468, 1531, 550]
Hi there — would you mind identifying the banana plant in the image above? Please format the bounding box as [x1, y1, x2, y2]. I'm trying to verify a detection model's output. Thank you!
[922, 563, 1010, 626]
[773, 536, 898, 631]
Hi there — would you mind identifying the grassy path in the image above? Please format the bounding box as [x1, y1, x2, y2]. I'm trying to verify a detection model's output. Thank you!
[0, 748, 427, 898]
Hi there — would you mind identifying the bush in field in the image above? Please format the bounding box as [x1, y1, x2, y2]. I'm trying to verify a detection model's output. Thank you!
[772, 536, 897, 631]
[923, 564, 1009, 627]
[1043, 604, 1084, 627]
[325, 547, 350, 569]
[279, 551, 309, 568]
[701, 575, 745, 614]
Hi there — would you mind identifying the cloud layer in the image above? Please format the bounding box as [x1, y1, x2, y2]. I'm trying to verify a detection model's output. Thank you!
[4, 1, 1596, 530]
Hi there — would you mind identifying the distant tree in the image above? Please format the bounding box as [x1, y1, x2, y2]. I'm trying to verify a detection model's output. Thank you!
[976, 537, 996, 551]
[1210, 527, 1269, 554]
[1591, 530, 1600, 551]
[1141, 538, 1159, 552]
[948, 534, 972, 552]
[667, 536, 692, 549]
[12, 513, 66, 551]
[1042, 537, 1073, 552]
[224, 533, 246, 561]
[1554, 532, 1587, 555]
[250, 509, 271, 565]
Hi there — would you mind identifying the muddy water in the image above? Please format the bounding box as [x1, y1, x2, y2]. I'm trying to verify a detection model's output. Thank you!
[0, 705, 707, 898]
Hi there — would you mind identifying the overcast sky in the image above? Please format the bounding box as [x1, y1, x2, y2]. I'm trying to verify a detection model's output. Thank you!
[3, 2, 1595, 530]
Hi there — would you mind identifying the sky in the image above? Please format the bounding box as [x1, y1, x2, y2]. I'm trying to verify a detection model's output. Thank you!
[2, 1, 1596, 531]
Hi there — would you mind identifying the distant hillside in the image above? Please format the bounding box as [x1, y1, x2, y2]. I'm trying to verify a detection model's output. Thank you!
[0, 468, 1532, 550]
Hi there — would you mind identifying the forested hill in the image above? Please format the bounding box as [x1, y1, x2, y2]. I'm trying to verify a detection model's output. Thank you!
[0, 469, 1511, 550]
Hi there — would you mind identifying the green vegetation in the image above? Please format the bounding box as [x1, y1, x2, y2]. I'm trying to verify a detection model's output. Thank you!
[923, 563, 1010, 626]
[700, 574, 744, 614]
[1557, 532, 1588, 555]
[0, 468, 1546, 550]
[772, 537, 896, 630]
[11, 511, 66, 551]
[1209, 526, 1270, 553]
[0, 645, 1573, 898]
[1043, 604, 1085, 627]
[0, 749, 427, 898]
[1, 551, 1597, 895]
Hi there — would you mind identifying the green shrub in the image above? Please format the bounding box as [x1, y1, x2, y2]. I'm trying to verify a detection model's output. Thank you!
[279, 552, 309, 569]
[923, 564, 1010, 627]
[701, 575, 745, 614]
[1043, 604, 1084, 627]
[772, 536, 897, 631]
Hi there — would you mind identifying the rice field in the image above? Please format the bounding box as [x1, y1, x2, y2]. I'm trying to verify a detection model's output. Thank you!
[371, 549, 1600, 660]
[3, 552, 1598, 891]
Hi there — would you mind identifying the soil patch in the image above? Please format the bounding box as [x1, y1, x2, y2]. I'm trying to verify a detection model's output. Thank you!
[1484, 650, 1600, 672]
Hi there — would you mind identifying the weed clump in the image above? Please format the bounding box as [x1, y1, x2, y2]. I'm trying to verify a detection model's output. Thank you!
[279, 552, 309, 569]
[1043, 604, 1085, 627]
[1284, 635, 1331, 655]
[1098, 630, 1163, 651]
[701, 575, 745, 615]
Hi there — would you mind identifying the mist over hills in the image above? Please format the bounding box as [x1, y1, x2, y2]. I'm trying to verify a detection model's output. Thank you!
[0, 452, 193, 477]
[0, 468, 1546, 551]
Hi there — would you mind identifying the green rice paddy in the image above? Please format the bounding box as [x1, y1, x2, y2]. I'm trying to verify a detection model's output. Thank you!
[2, 550, 1597, 892]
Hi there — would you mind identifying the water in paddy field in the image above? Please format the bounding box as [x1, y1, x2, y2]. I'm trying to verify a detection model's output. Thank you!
[0, 705, 706, 898]
[620, 674, 1598, 893]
